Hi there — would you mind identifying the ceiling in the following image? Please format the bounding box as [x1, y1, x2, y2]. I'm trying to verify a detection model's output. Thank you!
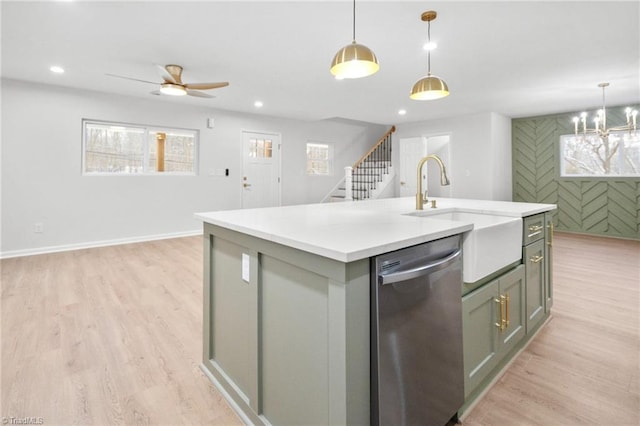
[2, 1, 639, 125]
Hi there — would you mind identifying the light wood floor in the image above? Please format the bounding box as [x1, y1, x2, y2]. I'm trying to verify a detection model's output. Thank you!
[1, 233, 638, 425]
[1, 238, 241, 425]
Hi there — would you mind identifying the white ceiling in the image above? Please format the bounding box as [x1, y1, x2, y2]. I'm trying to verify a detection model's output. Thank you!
[2, 1, 639, 125]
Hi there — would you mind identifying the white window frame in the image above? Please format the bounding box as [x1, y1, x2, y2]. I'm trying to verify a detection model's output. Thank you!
[306, 142, 333, 176]
[82, 119, 199, 176]
[559, 131, 640, 178]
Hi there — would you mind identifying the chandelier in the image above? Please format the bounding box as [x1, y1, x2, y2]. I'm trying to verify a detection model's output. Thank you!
[572, 83, 637, 137]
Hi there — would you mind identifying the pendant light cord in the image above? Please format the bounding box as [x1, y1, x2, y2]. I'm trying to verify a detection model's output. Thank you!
[427, 19, 431, 75]
[352, 0, 356, 42]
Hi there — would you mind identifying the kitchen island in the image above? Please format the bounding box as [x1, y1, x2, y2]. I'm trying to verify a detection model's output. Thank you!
[195, 197, 555, 425]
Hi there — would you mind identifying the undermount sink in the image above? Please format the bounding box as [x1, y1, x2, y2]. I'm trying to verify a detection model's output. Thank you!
[409, 210, 523, 283]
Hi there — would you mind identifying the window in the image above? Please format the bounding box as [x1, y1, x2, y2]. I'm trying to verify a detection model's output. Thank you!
[248, 137, 273, 158]
[83, 120, 198, 175]
[306, 143, 332, 175]
[559, 131, 640, 177]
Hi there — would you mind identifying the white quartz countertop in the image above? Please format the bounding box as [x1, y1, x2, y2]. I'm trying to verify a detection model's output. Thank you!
[195, 197, 556, 263]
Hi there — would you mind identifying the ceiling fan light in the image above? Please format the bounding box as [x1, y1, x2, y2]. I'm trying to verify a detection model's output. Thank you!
[330, 42, 379, 79]
[160, 83, 187, 96]
[410, 75, 450, 100]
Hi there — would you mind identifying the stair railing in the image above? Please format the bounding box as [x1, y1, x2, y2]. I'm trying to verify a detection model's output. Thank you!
[348, 126, 395, 200]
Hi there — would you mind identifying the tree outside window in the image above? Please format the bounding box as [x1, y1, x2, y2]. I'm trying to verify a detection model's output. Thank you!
[83, 120, 198, 175]
[560, 131, 640, 177]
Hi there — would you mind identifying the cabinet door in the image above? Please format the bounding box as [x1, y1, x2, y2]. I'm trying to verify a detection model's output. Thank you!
[462, 280, 500, 397]
[498, 265, 526, 355]
[544, 213, 553, 313]
[524, 239, 545, 333]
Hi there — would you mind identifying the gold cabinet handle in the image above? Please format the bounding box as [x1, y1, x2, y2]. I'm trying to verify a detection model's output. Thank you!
[530, 255, 544, 264]
[505, 294, 510, 327]
[494, 297, 504, 331]
[547, 222, 554, 246]
[500, 295, 508, 330]
[527, 224, 543, 238]
[243, 183, 252, 188]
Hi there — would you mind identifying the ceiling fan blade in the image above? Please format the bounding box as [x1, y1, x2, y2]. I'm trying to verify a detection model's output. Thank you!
[186, 89, 215, 98]
[105, 73, 158, 85]
[155, 64, 177, 84]
[184, 82, 229, 90]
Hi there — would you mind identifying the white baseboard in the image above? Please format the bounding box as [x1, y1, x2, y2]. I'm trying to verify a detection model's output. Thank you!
[0, 229, 203, 259]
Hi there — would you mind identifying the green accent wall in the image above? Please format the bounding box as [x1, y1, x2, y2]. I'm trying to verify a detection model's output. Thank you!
[512, 106, 640, 240]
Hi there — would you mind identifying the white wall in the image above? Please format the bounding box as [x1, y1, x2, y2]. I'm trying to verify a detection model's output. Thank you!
[1, 79, 386, 255]
[394, 112, 512, 201]
[489, 112, 513, 200]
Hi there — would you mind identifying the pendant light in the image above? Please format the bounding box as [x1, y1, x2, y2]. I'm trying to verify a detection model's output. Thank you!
[410, 11, 449, 100]
[330, 0, 379, 79]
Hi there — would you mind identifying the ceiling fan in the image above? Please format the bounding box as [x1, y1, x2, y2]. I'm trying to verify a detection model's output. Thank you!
[106, 64, 229, 98]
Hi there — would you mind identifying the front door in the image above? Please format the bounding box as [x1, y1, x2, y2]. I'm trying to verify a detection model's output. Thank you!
[241, 131, 281, 208]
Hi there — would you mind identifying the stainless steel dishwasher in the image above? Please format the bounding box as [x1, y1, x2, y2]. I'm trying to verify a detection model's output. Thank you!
[371, 234, 464, 426]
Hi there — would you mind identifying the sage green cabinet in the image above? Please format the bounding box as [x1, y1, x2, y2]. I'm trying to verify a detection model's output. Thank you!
[524, 239, 545, 332]
[462, 265, 525, 397]
[544, 212, 554, 313]
[461, 211, 554, 413]
[202, 224, 372, 426]
[522, 212, 548, 333]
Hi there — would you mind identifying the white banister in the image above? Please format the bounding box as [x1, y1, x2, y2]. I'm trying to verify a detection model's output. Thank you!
[344, 167, 353, 201]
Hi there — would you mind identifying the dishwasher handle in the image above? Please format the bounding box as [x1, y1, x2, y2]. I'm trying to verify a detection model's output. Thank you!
[379, 249, 461, 285]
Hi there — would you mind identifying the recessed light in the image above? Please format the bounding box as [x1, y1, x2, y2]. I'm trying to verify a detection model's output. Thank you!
[398, 109, 407, 115]
[50, 65, 65, 74]
[254, 101, 263, 108]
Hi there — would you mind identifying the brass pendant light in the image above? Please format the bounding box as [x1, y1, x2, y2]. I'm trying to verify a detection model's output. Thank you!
[410, 11, 449, 100]
[330, 0, 379, 79]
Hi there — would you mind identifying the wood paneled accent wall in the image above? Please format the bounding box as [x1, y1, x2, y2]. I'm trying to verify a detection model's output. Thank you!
[512, 106, 640, 240]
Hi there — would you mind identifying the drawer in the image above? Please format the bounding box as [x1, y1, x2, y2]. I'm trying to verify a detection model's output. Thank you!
[523, 213, 545, 245]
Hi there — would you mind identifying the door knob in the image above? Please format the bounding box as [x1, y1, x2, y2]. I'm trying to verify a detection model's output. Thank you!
[400, 181, 406, 186]
[243, 183, 251, 188]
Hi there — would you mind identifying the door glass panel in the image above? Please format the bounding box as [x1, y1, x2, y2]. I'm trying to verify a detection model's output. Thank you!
[248, 138, 273, 159]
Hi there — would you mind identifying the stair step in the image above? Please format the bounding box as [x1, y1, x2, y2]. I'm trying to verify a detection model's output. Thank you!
[361, 160, 391, 164]
[353, 167, 389, 172]
[357, 166, 390, 170]
[353, 179, 384, 184]
[352, 174, 385, 180]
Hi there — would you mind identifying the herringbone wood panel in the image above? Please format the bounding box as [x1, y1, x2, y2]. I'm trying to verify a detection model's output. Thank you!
[513, 107, 640, 240]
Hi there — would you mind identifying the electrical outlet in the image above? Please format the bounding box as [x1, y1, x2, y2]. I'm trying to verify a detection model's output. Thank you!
[34, 222, 44, 233]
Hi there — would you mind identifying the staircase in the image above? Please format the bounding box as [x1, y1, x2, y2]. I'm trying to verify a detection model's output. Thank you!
[325, 126, 396, 202]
